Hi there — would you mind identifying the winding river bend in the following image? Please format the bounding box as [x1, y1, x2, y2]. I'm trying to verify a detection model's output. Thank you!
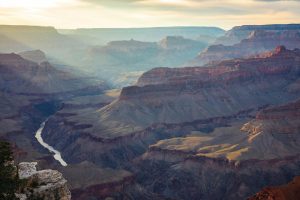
[35, 120, 68, 167]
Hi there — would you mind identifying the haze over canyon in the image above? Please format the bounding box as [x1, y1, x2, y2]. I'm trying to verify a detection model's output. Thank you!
[1, 1, 300, 200]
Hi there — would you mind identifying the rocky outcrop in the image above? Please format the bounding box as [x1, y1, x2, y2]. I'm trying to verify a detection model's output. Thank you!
[17, 162, 71, 200]
[249, 176, 300, 200]
[190, 30, 300, 66]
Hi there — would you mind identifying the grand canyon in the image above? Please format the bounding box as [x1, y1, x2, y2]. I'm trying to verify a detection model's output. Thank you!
[0, 0, 300, 200]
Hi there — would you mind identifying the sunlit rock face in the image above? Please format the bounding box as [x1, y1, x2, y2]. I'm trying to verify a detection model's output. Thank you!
[18, 162, 71, 200]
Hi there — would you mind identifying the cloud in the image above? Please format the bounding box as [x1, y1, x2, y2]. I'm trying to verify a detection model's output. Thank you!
[0, 0, 299, 29]
[255, 0, 300, 1]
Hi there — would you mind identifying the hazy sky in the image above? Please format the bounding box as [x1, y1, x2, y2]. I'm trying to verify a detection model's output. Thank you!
[0, 0, 299, 29]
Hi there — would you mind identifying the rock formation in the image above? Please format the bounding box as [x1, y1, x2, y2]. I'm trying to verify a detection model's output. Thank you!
[190, 30, 300, 66]
[214, 24, 300, 46]
[17, 162, 71, 200]
[249, 176, 300, 200]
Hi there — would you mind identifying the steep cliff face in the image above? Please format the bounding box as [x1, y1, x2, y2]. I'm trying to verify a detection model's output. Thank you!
[190, 30, 300, 66]
[17, 162, 71, 200]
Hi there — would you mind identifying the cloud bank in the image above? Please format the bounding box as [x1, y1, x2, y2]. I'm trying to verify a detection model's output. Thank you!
[0, 0, 299, 29]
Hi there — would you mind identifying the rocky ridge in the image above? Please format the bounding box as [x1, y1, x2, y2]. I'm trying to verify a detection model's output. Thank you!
[214, 24, 300, 46]
[190, 30, 300, 66]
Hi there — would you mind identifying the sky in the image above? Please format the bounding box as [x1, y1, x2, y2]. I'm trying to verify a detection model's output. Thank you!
[0, 0, 299, 29]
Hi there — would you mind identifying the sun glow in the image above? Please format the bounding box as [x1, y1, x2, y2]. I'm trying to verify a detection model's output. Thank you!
[0, 0, 73, 9]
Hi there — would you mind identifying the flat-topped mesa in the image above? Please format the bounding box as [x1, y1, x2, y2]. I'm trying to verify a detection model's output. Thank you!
[159, 36, 205, 50]
[0, 25, 58, 34]
[104, 39, 157, 50]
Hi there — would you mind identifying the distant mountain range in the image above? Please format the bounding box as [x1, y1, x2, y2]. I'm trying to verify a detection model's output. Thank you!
[59, 26, 225, 45]
[189, 24, 300, 66]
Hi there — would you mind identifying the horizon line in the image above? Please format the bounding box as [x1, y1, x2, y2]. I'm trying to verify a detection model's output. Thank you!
[0, 22, 300, 31]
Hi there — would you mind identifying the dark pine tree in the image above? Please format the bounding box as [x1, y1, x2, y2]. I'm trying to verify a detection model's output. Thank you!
[0, 140, 19, 200]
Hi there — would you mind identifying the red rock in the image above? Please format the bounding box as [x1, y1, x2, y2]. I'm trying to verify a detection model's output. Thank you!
[249, 176, 300, 200]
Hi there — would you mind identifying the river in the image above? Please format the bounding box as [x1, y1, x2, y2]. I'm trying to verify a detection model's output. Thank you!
[35, 119, 68, 167]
